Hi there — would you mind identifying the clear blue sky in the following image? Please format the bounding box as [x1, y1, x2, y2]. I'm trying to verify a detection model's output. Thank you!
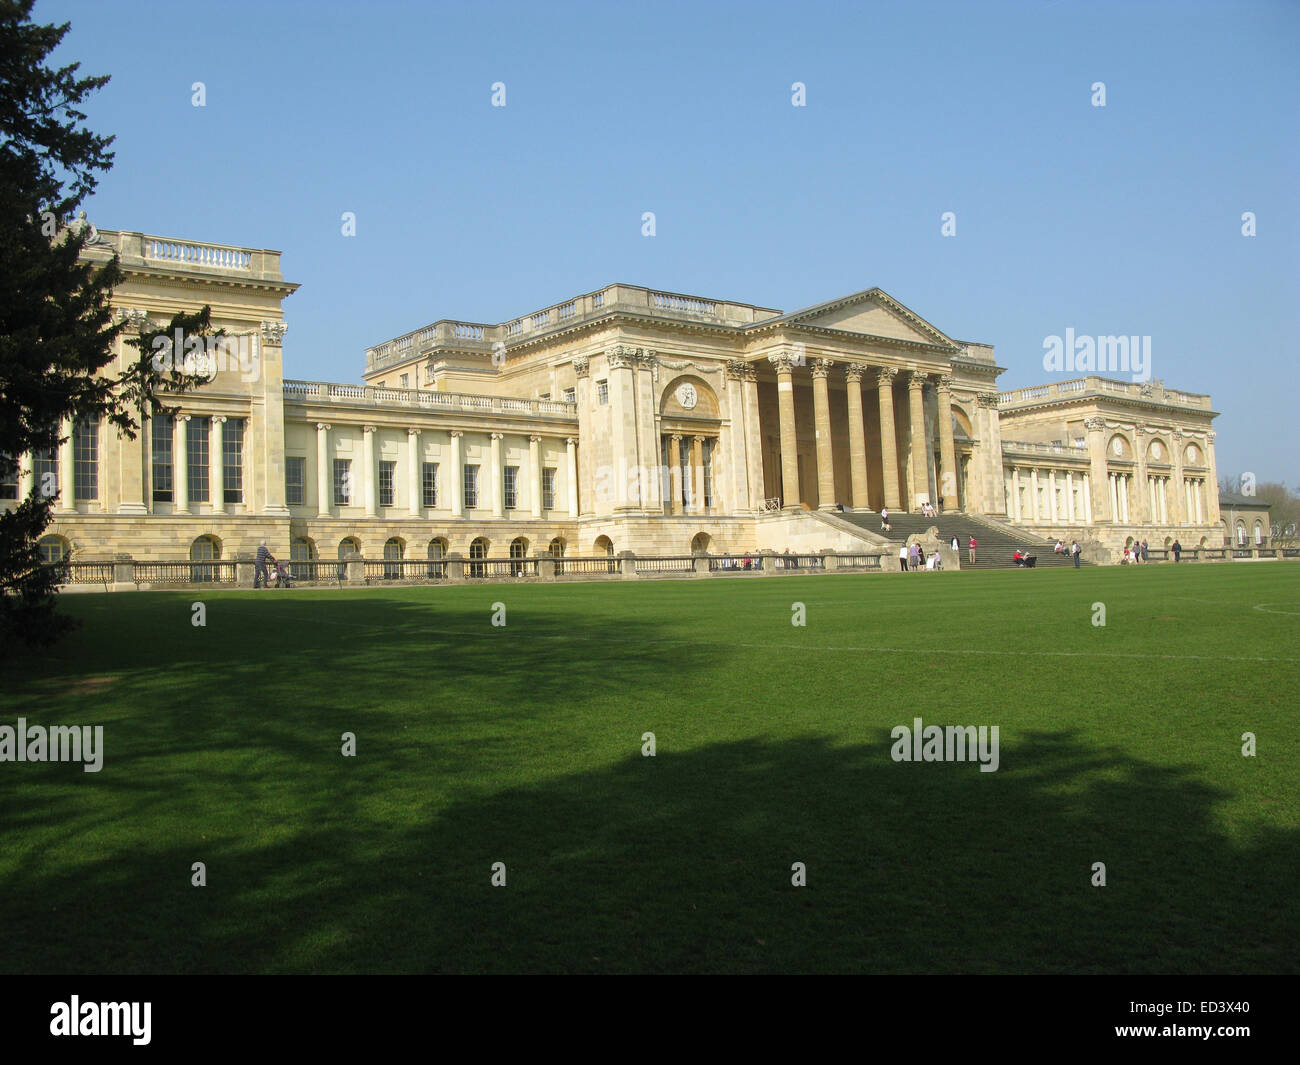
[42, 0, 1298, 484]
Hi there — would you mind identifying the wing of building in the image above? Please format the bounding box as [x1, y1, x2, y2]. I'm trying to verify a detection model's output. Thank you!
[4, 227, 1231, 569]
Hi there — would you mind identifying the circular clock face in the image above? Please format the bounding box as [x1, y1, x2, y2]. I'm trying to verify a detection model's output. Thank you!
[1152, 442, 1163, 460]
[676, 383, 698, 410]
[1112, 438, 1124, 456]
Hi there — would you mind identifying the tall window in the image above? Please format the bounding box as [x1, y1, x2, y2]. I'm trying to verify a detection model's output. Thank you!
[464, 464, 479, 509]
[422, 462, 438, 507]
[151, 413, 174, 502]
[379, 460, 396, 507]
[563, 387, 576, 404]
[0, 455, 17, 500]
[399, 373, 409, 389]
[542, 467, 556, 510]
[187, 416, 210, 503]
[504, 465, 519, 509]
[73, 414, 99, 500]
[596, 380, 608, 405]
[333, 458, 352, 506]
[285, 457, 305, 505]
[222, 418, 245, 504]
[34, 447, 57, 501]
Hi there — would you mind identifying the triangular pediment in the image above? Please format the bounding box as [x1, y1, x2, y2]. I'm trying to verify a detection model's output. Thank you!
[773, 289, 957, 347]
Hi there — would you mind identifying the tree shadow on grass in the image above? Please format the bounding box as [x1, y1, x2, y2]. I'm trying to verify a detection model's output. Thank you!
[1, 703, 1295, 972]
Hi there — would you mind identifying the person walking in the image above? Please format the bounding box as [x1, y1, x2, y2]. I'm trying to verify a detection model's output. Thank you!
[1172, 538, 1182, 563]
[881, 507, 891, 532]
[968, 535, 977, 566]
[1141, 539, 1149, 563]
[1071, 540, 1081, 568]
[950, 534, 959, 553]
[255, 539, 275, 589]
[898, 543, 908, 572]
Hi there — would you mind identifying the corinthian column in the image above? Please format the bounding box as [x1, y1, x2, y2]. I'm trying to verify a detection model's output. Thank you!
[490, 432, 505, 517]
[936, 375, 958, 510]
[362, 425, 377, 517]
[876, 368, 901, 510]
[844, 365, 870, 509]
[811, 358, 836, 509]
[769, 352, 800, 508]
[407, 428, 421, 515]
[449, 431, 464, 517]
[565, 436, 578, 517]
[907, 372, 928, 510]
[529, 435, 542, 518]
[315, 422, 331, 517]
[210, 416, 226, 514]
[175, 415, 191, 513]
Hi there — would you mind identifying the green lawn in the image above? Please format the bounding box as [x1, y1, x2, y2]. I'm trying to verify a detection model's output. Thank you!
[2, 564, 1297, 974]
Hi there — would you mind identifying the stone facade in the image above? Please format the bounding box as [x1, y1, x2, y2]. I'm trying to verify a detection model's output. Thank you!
[2, 226, 1227, 566]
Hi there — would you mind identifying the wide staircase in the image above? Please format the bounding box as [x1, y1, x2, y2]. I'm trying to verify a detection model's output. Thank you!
[834, 511, 1085, 571]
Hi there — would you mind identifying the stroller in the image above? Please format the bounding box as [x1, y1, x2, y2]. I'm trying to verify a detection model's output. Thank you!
[269, 560, 293, 588]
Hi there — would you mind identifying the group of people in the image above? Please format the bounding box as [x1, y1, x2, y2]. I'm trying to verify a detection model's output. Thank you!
[898, 541, 944, 572]
[1122, 539, 1151, 565]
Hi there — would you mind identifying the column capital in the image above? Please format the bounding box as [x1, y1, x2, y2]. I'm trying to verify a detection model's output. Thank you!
[565, 436, 576, 446]
[976, 393, 999, 409]
[1083, 416, 1105, 431]
[212, 414, 228, 424]
[607, 345, 637, 370]
[407, 426, 421, 436]
[671, 433, 683, 442]
[726, 359, 757, 382]
[490, 432, 504, 441]
[907, 370, 926, 391]
[811, 358, 834, 379]
[935, 373, 953, 392]
[572, 356, 589, 379]
[363, 424, 376, 434]
[315, 421, 331, 431]
[177, 413, 191, 423]
[449, 430, 463, 439]
[529, 434, 543, 443]
[260, 320, 288, 346]
[768, 352, 795, 375]
[876, 366, 898, 385]
[634, 349, 658, 369]
[844, 364, 865, 384]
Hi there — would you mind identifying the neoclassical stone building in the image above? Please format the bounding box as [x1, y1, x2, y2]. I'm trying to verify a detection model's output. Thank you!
[1, 226, 1228, 567]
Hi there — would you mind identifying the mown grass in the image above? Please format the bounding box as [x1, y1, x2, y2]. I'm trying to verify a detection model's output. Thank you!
[1, 563, 1296, 973]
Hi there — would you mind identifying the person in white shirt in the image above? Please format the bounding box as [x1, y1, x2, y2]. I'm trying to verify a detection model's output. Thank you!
[898, 543, 909, 572]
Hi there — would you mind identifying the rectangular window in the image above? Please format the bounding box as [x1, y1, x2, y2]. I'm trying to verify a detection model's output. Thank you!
[0, 455, 16, 499]
[222, 417, 244, 504]
[73, 413, 99, 501]
[542, 467, 556, 510]
[422, 462, 438, 508]
[379, 460, 396, 507]
[34, 447, 58, 501]
[539, 392, 550, 401]
[151, 413, 173, 502]
[703, 438, 714, 508]
[504, 465, 518, 509]
[563, 387, 575, 404]
[333, 458, 352, 506]
[187, 416, 210, 503]
[285, 456, 305, 505]
[464, 464, 479, 509]
[597, 380, 608, 405]
[399, 373, 409, 389]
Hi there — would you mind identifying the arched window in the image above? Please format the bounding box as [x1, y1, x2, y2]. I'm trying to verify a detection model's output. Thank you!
[383, 537, 405, 579]
[594, 535, 615, 573]
[548, 537, 566, 557]
[338, 537, 361, 559]
[509, 536, 528, 576]
[427, 537, 448, 578]
[290, 537, 316, 580]
[1235, 521, 1247, 547]
[38, 534, 68, 566]
[469, 537, 489, 578]
[1254, 521, 1264, 546]
[690, 532, 711, 555]
[190, 535, 219, 582]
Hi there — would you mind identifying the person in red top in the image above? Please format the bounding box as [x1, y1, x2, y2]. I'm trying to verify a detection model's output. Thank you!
[968, 535, 977, 565]
[1013, 549, 1023, 566]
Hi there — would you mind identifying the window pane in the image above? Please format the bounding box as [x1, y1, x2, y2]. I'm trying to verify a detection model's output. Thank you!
[333, 459, 351, 505]
[152, 414, 173, 502]
[285, 456, 305, 505]
[464, 465, 479, 509]
[504, 465, 518, 509]
[187, 417, 210, 502]
[542, 467, 556, 510]
[379, 460, 396, 507]
[422, 462, 438, 507]
[222, 418, 244, 504]
[73, 414, 99, 500]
